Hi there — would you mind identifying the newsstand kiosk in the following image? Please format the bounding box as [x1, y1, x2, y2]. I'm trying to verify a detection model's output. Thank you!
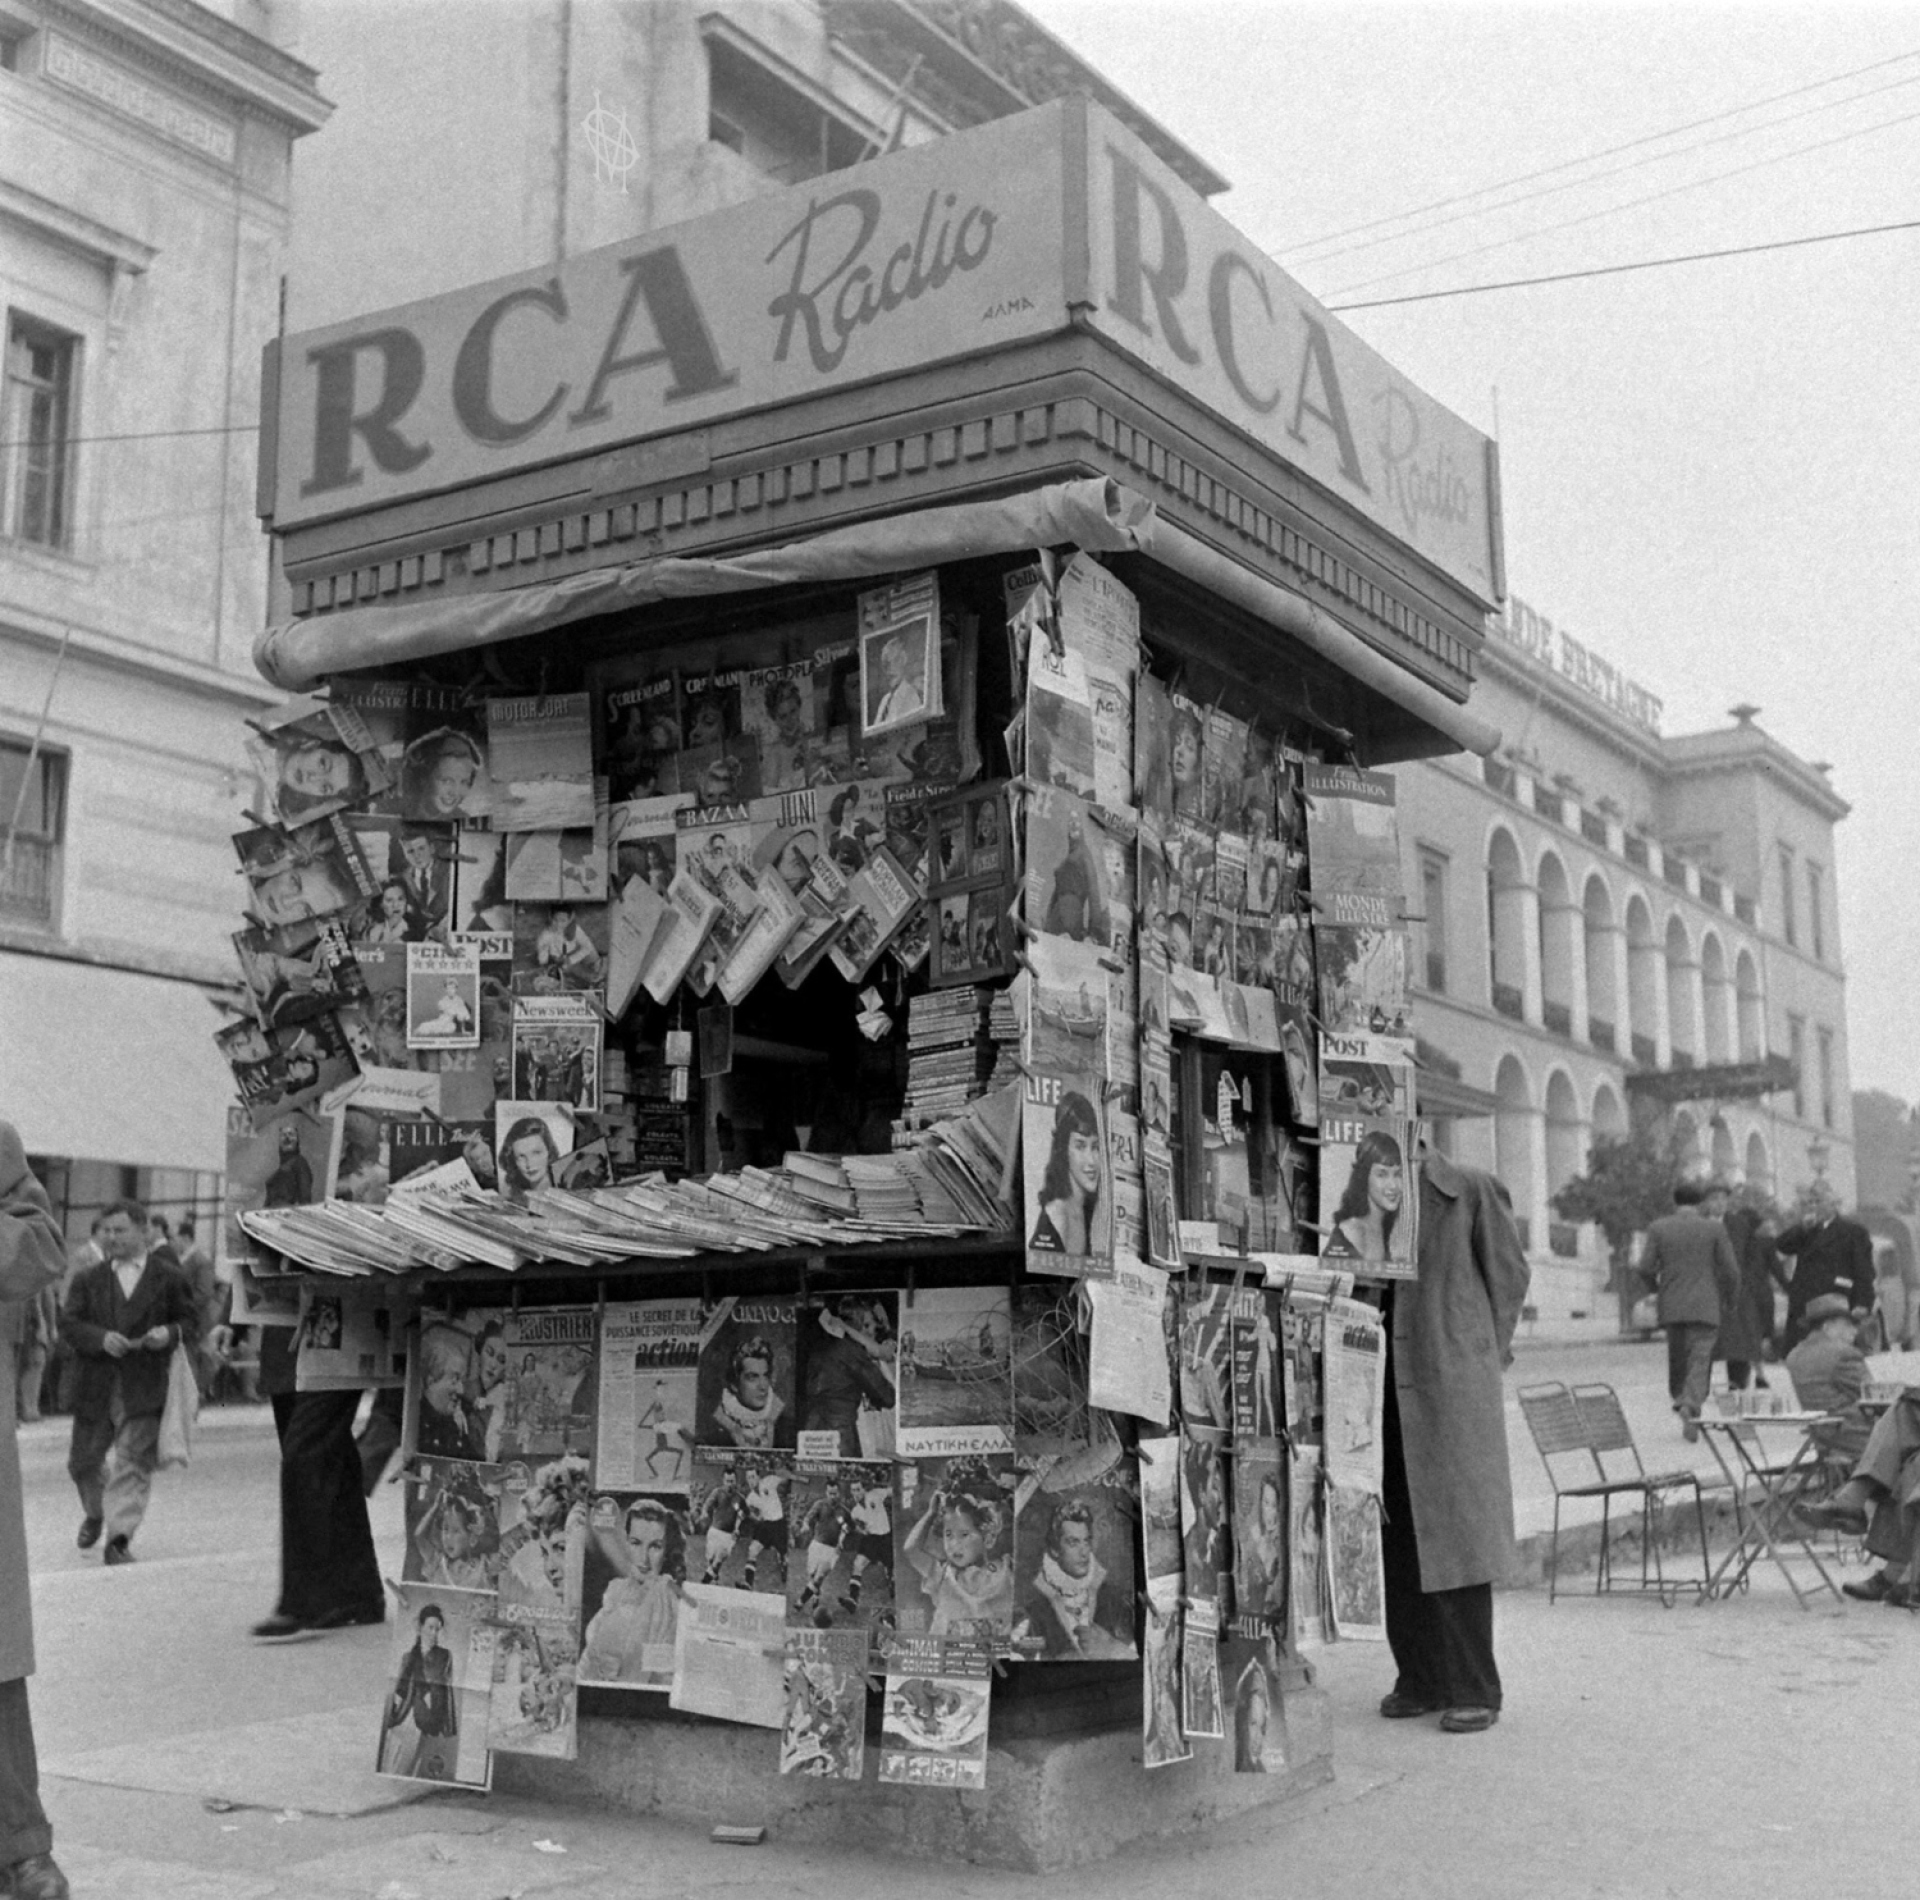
[242, 96, 1504, 1872]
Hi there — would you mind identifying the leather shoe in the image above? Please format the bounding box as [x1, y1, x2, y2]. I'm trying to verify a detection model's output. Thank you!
[1799, 1497, 1870, 1535]
[1842, 1569, 1897, 1602]
[309, 1602, 385, 1631]
[75, 1517, 101, 1551]
[7, 1852, 71, 1900]
[102, 1536, 133, 1566]
[250, 1612, 310, 1642]
[1439, 1706, 1500, 1734]
[1378, 1691, 1440, 1719]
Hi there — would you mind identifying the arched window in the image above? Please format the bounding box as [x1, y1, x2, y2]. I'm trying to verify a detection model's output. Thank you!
[1486, 829, 1529, 1020]
[1735, 949, 1764, 1062]
[1700, 932, 1731, 1065]
[1494, 1054, 1537, 1249]
[1745, 1130, 1771, 1195]
[1538, 851, 1577, 1037]
[1665, 914, 1696, 1063]
[1625, 894, 1659, 1064]
[1583, 873, 1619, 1053]
[1591, 1081, 1627, 1145]
[1545, 1069, 1584, 1202]
[1710, 1115, 1735, 1182]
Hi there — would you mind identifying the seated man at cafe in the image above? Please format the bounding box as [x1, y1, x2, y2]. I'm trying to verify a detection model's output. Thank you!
[1799, 1388, 1920, 1606]
[1785, 1292, 1873, 1462]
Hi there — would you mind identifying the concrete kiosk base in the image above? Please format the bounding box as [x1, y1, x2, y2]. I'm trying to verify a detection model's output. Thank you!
[496, 1686, 1334, 1872]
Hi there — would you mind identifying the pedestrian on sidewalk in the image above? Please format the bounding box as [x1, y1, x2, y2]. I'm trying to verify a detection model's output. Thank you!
[59, 1198, 199, 1563]
[1377, 1152, 1530, 1735]
[0, 1119, 73, 1900]
[224, 1324, 385, 1641]
[1641, 1178, 1739, 1441]
[1774, 1184, 1874, 1352]
[1719, 1190, 1782, 1390]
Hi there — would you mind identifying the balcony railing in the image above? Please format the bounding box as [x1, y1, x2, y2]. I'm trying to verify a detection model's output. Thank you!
[1532, 787, 1565, 825]
[1631, 1032, 1658, 1066]
[1492, 982, 1526, 1021]
[1624, 835, 1649, 868]
[1424, 952, 1447, 995]
[0, 836, 54, 924]
[1699, 874, 1722, 908]
[1484, 760, 1517, 798]
[1543, 1000, 1573, 1037]
[1580, 810, 1608, 846]
[1587, 1017, 1616, 1053]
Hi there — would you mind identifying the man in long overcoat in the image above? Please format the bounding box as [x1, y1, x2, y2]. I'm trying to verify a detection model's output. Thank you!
[1774, 1185, 1875, 1351]
[1378, 1152, 1530, 1734]
[1641, 1178, 1741, 1438]
[1, 1120, 72, 1898]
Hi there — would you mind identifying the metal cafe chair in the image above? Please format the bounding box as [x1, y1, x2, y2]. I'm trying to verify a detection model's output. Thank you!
[1517, 1381, 1713, 1606]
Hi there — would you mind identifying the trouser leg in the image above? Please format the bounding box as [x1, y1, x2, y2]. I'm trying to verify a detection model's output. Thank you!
[0, 1678, 52, 1865]
[1665, 1328, 1688, 1404]
[356, 1387, 405, 1497]
[1725, 1359, 1752, 1391]
[67, 1411, 113, 1522]
[102, 1411, 161, 1543]
[1380, 1369, 1441, 1703]
[1680, 1326, 1716, 1415]
[277, 1389, 381, 1622]
[1423, 1582, 1501, 1709]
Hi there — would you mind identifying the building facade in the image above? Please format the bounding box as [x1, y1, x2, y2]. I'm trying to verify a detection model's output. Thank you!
[1399, 593, 1854, 1323]
[0, 0, 327, 1238]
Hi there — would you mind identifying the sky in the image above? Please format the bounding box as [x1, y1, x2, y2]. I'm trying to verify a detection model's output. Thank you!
[1022, 0, 1920, 1102]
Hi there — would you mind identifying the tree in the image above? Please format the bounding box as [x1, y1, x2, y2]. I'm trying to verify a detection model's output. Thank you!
[1551, 1102, 1692, 1333]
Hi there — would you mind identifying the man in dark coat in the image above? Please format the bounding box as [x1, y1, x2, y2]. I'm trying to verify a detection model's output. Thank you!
[1378, 1153, 1530, 1734]
[1, 1120, 72, 1900]
[60, 1198, 199, 1564]
[1774, 1186, 1874, 1351]
[1640, 1179, 1739, 1440]
[1719, 1197, 1783, 1389]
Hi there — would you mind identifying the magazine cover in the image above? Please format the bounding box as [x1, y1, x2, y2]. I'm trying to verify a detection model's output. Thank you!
[1022, 1068, 1112, 1282]
[1317, 1114, 1417, 1276]
[1319, 1034, 1417, 1118]
[1326, 1484, 1387, 1641]
[1026, 635, 1096, 799]
[859, 585, 941, 738]
[1322, 1298, 1387, 1496]
[1222, 1626, 1291, 1773]
[825, 845, 918, 983]
[1025, 786, 1115, 949]
[786, 1459, 895, 1632]
[1136, 1434, 1184, 1588]
[487, 693, 595, 831]
[511, 901, 610, 997]
[1008, 1461, 1137, 1661]
[1177, 1284, 1239, 1441]
[232, 915, 369, 1027]
[694, 1297, 798, 1451]
[679, 670, 765, 805]
[1302, 763, 1401, 915]
[375, 1582, 493, 1788]
[494, 1308, 597, 1463]
[493, 1101, 575, 1205]
[485, 1602, 579, 1760]
[1182, 1597, 1225, 1740]
[1314, 922, 1412, 1040]
[344, 813, 457, 942]
[388, 1118, 494, 1193]
[897, 1287, 1012, 1457]
[687, 1450, 794, 1593]
[1179, 1428, 1229, 1608]
[401, 1455, 508, 1590]
[223, 1104, 334, 1245]
[1134, 670, 1174, 825]
[892, 1452, 1016, 1641]
[743, 660, 841, 792]
[405, 942, 481, 1050]
[218, 1014, 358, 1132]
[295, 1284, 403, 1390]
[597, 1299, 702, 1490]
[878, 1634, 991, 1789]
[509, 995, 602, 1110]
[452, 822, 513, 936]
[247, 693, 392, 828]
[604, 675, 683, 800]
[795, 1292, 898, 1460]
[1231, 1447, 1289, 1625]
[1291, 1445, 1327, 1651]
[1230, 1293, 1283, 1443]
[780, 1627, 869, 1780]
[1140, 1579, 1190, 1769]
[576, 1489, 691, 1690]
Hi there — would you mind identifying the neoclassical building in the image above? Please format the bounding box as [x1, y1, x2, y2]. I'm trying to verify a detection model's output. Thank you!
[1400, 595, 1853, 1324]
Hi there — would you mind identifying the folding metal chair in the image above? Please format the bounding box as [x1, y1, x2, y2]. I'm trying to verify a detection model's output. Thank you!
[1517, 1381, 1712, 1606]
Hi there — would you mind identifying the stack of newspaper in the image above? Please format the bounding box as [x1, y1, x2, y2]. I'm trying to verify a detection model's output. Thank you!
[899, 989, 982, 1130]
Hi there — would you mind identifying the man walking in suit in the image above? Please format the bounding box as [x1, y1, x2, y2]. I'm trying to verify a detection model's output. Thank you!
[60, 1199, 198, 1564]
[1774, 1184, 1875, 1351]
[1641, 1178, 1740, 1440]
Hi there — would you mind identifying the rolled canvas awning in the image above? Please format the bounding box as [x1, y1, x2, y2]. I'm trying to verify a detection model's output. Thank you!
[0, 952, 233, 1172]
[254, 476, 1499, 759]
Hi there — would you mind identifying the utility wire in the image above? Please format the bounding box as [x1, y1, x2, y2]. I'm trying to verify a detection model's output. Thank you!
[0, 422, 260, 452]
[1292, 66, 1920, 269]
[1326, 215, 1920, 311]
[1279, 46, 1920, 259]
[1322, 98, 1920, 299]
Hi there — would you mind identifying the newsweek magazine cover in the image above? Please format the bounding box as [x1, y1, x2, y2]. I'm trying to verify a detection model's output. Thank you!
[786, 1459, 895, 1633]
[486, 693, 595, 832]
[694, 1297, 798, 1452]
[405, 942, 481, 1050]
[509, 995, 602, 1111]
[1317, 1112, 1418, 1277]
[687, 1451, 793, 1594]
[375, 1582, 493, 1788]
[485, 1602, 579, 1761]
[577, 1491, 690, 1690]
[878, 1634, 991, 1789]
[596, 1299, 701, 1491]
[1140, 1579, 1190, 1769]
[780, 1627, 869, 1780]
[1007, 1457, 1137, 1661]
[1302, 763, 1402, 910]
[892, 1452, 1016, 1642]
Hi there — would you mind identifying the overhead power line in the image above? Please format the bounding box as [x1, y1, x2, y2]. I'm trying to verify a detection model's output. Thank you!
[1321, 98, 1920, 300]
[0, 422, 260, 452]
[1279, 45, 1920, 260]
[1325, 215, 1920, 311]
